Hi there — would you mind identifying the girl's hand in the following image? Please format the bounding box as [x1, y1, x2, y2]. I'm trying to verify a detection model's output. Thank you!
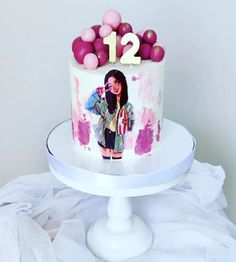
[96, 86, 104, 96]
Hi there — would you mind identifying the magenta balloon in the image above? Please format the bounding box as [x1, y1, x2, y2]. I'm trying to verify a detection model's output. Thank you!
[73, 41, 94, 64]
[93, 38, 109, 52]
[139, 43, 151, 59]
[136, 33, 143, 45]
[72, 36, 82, 53]
[96, 50, 108, 66]
[150, 45, 165, 62]
[118, 22, 133, 36]
[143, 30, 157, 45]
[116, 35, 123, 57]
[91, 25, 101, 38]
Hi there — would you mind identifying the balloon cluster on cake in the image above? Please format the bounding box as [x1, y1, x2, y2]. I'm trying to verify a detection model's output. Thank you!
[72, 9, 165, 70]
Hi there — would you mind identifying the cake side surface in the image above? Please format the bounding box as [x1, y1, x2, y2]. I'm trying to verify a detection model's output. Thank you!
[70, 57, 165, 159]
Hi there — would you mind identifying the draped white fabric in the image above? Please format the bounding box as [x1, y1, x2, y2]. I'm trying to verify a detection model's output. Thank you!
[0, 160, 236, 262]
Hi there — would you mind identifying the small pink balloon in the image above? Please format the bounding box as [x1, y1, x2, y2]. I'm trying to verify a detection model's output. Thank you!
[83, 53, 99, 70]
[122, 44, 132, 54]
[96, 50, 108, 66]
[150, 45, 165, 62]
[81, 28, 96, 42]
[102, 9, 121, 30]
[99, 24, 113, 38]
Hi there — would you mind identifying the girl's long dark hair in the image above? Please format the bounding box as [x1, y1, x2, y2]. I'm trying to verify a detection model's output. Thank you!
[104, 70, 128, 114]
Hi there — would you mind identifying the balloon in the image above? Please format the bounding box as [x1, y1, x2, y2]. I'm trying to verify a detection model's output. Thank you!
[81, 28, 96, 42]
[83, 53, 99, 70]
[102, 9, 121, 30]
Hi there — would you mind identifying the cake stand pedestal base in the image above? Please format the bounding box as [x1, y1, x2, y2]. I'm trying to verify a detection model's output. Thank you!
[46, 119, 196, 261]
[87, 197, 153, 261]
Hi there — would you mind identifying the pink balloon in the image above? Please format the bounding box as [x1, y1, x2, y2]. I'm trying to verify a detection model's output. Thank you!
[81, 28, 96, 42]
[99, 24, 113, 38]
[122, 44, 132, 54]
[83, 53, 99, 70]
[102, 9, 121, 30]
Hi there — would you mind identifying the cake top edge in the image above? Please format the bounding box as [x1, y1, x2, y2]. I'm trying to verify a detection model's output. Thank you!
[70, 56, 165, 74]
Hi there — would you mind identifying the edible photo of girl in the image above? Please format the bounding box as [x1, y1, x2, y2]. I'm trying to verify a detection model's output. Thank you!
[85, 69, 134, 160]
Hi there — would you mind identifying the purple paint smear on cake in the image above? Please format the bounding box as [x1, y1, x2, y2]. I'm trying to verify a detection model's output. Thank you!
[156, 120, 161, 142]
[78, 114, 91, 145]
[135, 121, 154, 155]
[131, 74, 140, 81]
[141, 108, 156, 127]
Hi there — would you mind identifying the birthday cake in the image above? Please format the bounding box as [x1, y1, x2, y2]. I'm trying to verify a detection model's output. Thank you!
[70, 10, 165, 160]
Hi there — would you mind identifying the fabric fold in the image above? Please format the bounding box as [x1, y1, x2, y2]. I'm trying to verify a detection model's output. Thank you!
[0, 160, 235, 262]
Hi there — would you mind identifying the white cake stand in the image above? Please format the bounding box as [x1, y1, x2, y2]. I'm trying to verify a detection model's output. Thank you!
[46, 119, 195, 262]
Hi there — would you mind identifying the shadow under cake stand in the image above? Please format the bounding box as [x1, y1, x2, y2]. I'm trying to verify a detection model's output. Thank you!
[46, 119, 195, 261]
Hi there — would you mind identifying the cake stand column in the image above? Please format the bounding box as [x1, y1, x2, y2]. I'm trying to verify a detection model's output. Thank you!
[87, 196, 153, 261]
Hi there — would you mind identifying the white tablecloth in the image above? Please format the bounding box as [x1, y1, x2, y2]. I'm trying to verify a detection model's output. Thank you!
[0, 160, 235, 262]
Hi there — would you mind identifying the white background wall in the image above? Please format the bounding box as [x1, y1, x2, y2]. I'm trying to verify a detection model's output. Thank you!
[0, 0, 236, 222]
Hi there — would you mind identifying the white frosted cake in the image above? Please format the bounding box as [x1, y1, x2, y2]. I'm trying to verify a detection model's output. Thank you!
[70, 10, 165, 160]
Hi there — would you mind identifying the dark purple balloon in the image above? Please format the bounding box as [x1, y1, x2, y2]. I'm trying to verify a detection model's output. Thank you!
[72, 36, 82, 53]
[136, 33, 143, 45]
[116, 35, 123, 58]
[150, 45, 165, 62]
[96, 50, 108, 66]
[73, 41, 94, 64]
[139, 43, 151, 60]
[143, 30, 157, 45]
[118, 22, 133, 36]
[93, 38, 109, 53]
[91, 25, 101, 38]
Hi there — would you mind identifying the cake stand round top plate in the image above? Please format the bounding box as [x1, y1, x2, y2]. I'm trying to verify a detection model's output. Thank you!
[46, 119, 195, 197]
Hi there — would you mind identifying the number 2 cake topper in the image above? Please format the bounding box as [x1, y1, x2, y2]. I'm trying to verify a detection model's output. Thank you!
[72, 9, 165, 70]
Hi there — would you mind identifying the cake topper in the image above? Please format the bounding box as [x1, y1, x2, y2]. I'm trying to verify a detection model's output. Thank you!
[72, 9, 165, 70]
